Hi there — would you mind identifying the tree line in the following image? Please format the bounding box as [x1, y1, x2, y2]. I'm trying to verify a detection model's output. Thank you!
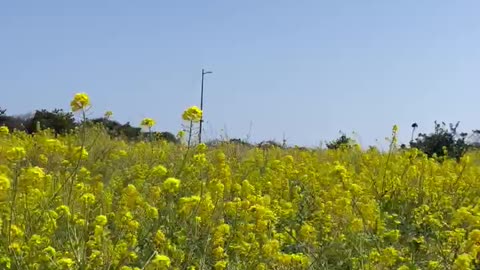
[1, 107, 479, 161]
[0, 107, 178, 143]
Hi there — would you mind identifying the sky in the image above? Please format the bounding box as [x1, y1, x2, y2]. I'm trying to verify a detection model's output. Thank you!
[1, 1, 479, 148]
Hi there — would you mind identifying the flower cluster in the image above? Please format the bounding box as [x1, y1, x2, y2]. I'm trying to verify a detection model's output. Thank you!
[70, 92, 91, 112]
[182, 106, 203, 122]
[140, 118, 156, 128]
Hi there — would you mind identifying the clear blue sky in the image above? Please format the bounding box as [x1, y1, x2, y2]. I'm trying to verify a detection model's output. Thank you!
[1, 1, 479, 148]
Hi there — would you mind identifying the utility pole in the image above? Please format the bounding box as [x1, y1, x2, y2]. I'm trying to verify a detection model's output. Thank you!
[199, 68, 212, 143]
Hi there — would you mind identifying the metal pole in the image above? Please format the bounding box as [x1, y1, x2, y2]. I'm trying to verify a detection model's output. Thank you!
[199, 69, 205, 143]
[199, 69, 212, 143]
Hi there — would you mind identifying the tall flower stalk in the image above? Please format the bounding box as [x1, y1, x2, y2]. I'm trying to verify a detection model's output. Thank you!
[177, 106, 203, 177]
[141, 118, 156, 142]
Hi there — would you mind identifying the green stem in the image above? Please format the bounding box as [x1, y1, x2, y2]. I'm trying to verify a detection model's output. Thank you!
[7, 167, 19, 247]
[176, 121, 194, 177]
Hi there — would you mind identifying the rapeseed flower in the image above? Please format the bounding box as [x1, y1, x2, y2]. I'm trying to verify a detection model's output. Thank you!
[214, 260, 227, 270]
[104, 110, 113, 118]
[7, 146, 26, 162]
[0, 126, 9, 135]
[141, 118, 155, 128]
[182, 106, 203, 122]
[453, 253, 472, 270]
[81, 193, 96, 205]
[95, 215, 108, 226]
[163, 177, 181, 193]
[70, 92, 90, 112]
[151, 165, 168, 177]
[0, 174, 10, 200]
[57, 257, 75, 269]
[151, 254, 171, 269]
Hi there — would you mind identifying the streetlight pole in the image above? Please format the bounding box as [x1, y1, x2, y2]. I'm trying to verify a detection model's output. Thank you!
[199, 68, 212, 144]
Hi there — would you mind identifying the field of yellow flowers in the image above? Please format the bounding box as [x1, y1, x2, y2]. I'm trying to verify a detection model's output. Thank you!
[1, 94, 480, 270]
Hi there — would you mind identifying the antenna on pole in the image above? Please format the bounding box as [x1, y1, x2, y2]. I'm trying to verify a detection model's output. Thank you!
[199, 68, 212, 144]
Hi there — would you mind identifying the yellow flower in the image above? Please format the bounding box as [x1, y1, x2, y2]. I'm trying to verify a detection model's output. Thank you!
[299, 223, 317, 244]
[393, 124, 399, 134]
[154, 230, 167, 246]
[470, 229, 480, 243]
[75, 218, 86, 227]
[43, 246, 56, 257]
[351, 218, 363, 232]
[212, 246, 225, 260]
[379, 247, 399, 267]
[151, 165, 168, 177]
[453, 253, 472, 270]
[146, 205, 159, 219]
[56, 205, 71, 217]
[196, 143, 207, 152]
[9, 242, 21, 253]
[73, 146, 89, 160]
[57, 257, 75, 269]
[262, 240, 280, 257]
[151, 254, 171, 268]
[213, 224, 230, 247]
[81, 193, 96, 205]
[182, 106, 203, 122]
[19, 166, 46, 188]
[141, 118, 156, 128]
[104, 111, 113, 118]
[177, 130, 185, 139]
[128, 220, 140, 231]
[95, 215, 108, 226]
[7, 147, 26, 162]
[39, 153, 48, 165]
[427, 261, 441, 269]
[0, 174, 10, 200]
[70, 92, 91, 112]
[214, 260, 227, 270]
[22, 166, 46, 183]
[129, 252, 138, 261]
[256, 263, 267, 270]
[163, 177, 181, 193]
[0, 126, 9, 135]
[384, 230, 401, 243]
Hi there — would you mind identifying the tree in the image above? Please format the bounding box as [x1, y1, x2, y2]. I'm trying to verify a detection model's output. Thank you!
[28, 109, 76, 135]
[326, 133, 355, 150]
[90, 118, 142, 140]
[468, 130, 480, 148]
[229, 138, 253, 147]
[154, 131, 178, 144]
[0, 109, 34, 132]
[410, 121, 468, 161]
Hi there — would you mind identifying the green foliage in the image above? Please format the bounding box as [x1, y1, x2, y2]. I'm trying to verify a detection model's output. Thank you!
[258, 140, 283, 149]
[0, 109, 177, 143]
[326, 134, 354, 150]
[0, 110, 32, 132]
[90, 118, 142, 140]
[154, 131, 178, 144]
[410, 121, 469, 161]
[229, 138, 253, 147]
[28, 109, 76, 135]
